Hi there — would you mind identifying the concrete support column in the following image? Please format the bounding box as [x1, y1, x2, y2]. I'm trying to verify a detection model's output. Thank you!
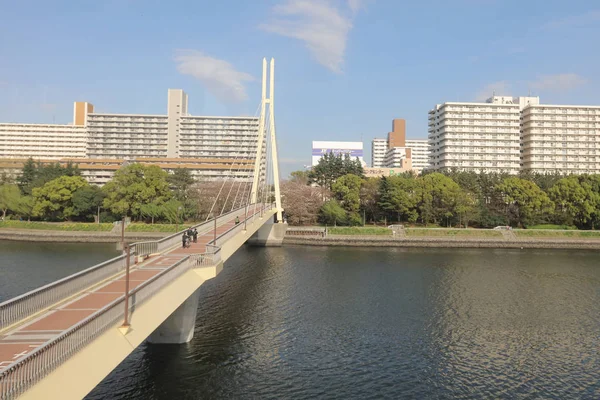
[147, 288, 200, 344]
[248, 217, 287, 247]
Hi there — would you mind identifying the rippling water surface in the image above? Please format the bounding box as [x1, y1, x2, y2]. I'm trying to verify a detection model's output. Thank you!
[0, 241, 119, 302]
[81, 246, 600, 399]
[2, 242, 599, 399]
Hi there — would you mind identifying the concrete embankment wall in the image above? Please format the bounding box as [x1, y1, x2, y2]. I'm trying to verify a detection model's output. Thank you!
[0, 229, 166, 243]
[283, 235, 600, 250]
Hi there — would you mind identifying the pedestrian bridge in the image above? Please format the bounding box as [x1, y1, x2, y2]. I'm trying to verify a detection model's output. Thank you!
[0, 204, 286, 399]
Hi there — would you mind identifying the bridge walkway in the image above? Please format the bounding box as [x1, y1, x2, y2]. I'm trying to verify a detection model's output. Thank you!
[0, 208, 253, 372]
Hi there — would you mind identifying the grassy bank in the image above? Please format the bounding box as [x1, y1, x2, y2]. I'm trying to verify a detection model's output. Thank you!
[126, 223, 180, 233]
[0, 221, 113, 231]
[406, 228, 502, 237]
[328, 227, 392, 236]
[515, 230, 600, 238]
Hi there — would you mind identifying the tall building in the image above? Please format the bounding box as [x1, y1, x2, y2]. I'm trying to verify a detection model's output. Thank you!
[429, 95, 600, 175]
[371, 138, 387, 168]
[311, 141, 364, 166]
[371, 119, 429, 173]
[0, 89, 260, 184]
[428, 96, 534, 174]
[0, 124, 87, 159]
[405, 139, 430, 173]
[521, 104, 600, 174]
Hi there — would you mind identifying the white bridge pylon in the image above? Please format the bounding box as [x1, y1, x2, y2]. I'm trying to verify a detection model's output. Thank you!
[250, 58, 283, 223]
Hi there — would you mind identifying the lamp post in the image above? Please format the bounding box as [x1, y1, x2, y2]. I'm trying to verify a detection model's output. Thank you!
[121, 244, 131, 329]
[213, 213, 217, 245]
[120, 216, 125, 252]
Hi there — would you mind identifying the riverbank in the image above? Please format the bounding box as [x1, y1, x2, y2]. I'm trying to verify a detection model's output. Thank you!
[0, 229, 166, 243]
[283, 234, 600, 249]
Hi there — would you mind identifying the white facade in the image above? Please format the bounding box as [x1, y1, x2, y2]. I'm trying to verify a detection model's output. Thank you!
[383, 147, 409, 168]
[428, 96, 534, 174]
[311, 141, 364, 166]
[87, 113, 169, 159]
[405, 139, 430, 173]
[371, 138, 387, 167]
[521, 104, 600, 174]
[167, 89, 189, 158]
[0, 124, 87, 159]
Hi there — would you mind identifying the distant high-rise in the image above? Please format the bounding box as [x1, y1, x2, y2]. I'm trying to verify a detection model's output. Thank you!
[428, 95, 600, 174]
[371, 138, 387, 167]
[371, 118, 429, 173]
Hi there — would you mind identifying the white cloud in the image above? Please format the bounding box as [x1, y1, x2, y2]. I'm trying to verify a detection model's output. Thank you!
[261, 0, 367, 73]
[529, 73, 587, 92]
[174, 50, 254, 103]
[474, 81, 511, 102]
[543, 9, 600, 30]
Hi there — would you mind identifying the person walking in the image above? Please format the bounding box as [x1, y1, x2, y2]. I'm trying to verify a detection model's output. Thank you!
[235, 216, 240, 225]
[193, 228, 198, 243]
[182, 232, 188, 248]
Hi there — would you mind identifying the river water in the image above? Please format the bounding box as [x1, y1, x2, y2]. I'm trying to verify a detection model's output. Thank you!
[1, 242, 600, 399]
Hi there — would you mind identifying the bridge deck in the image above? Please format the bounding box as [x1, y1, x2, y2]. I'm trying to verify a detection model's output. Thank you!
[0, 210, 250, 371]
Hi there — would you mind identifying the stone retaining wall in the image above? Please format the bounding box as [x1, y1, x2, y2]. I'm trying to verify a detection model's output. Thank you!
[0, 229, 166, 243]
[283, 235, 600, 250]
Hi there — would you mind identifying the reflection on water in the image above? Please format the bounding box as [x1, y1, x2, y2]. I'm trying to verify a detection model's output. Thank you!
[6, 244, 599, 399]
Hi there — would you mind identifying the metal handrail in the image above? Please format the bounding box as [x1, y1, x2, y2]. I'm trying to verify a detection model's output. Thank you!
[0, 256, 192, 400]
[0, 204, 276, 398]
[0, 252, 134, 331]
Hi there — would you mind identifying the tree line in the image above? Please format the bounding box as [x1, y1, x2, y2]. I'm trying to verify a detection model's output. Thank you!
[281, 154, 600, 229]
[0, 158, 253, 223]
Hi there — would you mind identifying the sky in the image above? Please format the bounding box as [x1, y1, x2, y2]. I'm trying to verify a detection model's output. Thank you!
[1, 0, 599, 176]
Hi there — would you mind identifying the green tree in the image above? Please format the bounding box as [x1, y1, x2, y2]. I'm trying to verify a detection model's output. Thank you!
[72, 185, 106, 221]
[360, 178, 380, 223]
[415, 173, 461, 226]
[17, 196, 35, 221]
[0, 184, 21, 219]
[140, 201, 164, 224]
[289, 170, 310, 185]
[161, 199, 184, 224]
[308, 153, 364, 189]
[319, 200, 346, 226]
[32, 176, 88, 220]
[0, 172, 14, 184]
[495, 177, 554, 227]
[102, 164, 173, 218]
[548, 176, 597, 228]
[378, 175, 418, 223]
[167, 168, 195, 200]
[18, 158, 37, 195]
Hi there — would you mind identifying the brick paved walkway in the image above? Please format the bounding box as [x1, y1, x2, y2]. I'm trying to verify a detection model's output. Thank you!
[0, 208, 261, 371]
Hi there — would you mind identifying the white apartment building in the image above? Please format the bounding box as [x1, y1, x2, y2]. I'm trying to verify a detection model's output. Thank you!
[371, 138, 387, 167]
[521, 104, 600, 174]
[405, 139, 430, 173]
[382, 146, 409, 168]
[86, 114, 169, 159]
[428, 96, 536, 174]
[0, 124, 87, 159]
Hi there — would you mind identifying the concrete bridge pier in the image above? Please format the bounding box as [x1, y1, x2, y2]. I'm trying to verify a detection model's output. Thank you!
[248, 216, 287, 246]
[147, 288, 200, 344]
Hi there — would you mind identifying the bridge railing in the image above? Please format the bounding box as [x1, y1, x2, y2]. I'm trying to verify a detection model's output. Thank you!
[0, 252, 135, 332]
[133, 241, 158, 258]
[0, 256, 193, 400]
[188, 244, 222, 268]
[155, 205, 254, 254]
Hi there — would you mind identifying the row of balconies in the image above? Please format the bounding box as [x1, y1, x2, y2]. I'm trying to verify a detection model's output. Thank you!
[522, 108, 600, 115]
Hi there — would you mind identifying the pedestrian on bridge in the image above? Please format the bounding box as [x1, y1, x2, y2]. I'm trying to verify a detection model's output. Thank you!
[193, 228, 198, 243]
[235, 216, 240, 225]
[182, 232, 189, 248]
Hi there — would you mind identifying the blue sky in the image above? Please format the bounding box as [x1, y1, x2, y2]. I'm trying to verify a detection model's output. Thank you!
[1, 0, 599, 176]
